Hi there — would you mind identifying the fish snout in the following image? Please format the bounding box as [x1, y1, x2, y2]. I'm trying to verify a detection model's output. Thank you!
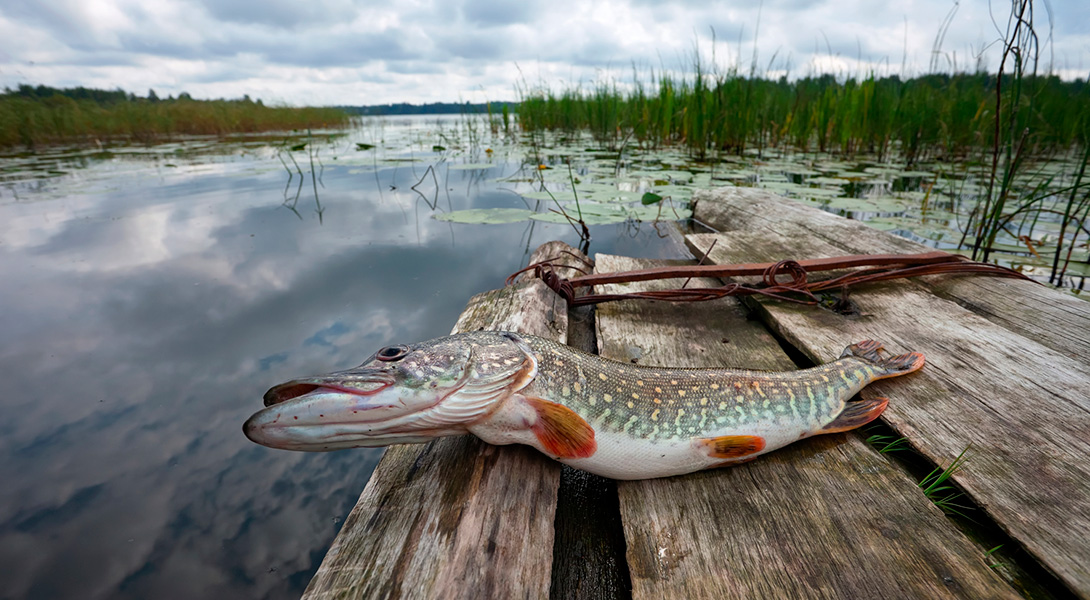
[242, 411, 265, 444]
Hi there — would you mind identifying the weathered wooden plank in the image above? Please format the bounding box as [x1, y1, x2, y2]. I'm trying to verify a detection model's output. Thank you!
[517, 240, 633, 600]
[692, 187, 1090, 359]
[303, 279, 567, 600]
[594, 254, 1018, 600]
[688, 187, 1090, 596]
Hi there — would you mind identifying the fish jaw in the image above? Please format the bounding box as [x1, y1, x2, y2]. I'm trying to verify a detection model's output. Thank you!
[243, 370, 459, 451]
[243, 332, 541, 452]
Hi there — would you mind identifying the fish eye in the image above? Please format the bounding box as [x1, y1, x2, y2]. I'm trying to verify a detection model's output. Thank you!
[376, 345, 409, 362]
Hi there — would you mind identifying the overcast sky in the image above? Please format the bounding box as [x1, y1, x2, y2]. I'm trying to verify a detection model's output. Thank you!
[1, 0, 1087, 106]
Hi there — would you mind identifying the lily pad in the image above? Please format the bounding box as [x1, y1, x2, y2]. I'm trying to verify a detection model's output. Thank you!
[758, 181, 802, 192]
[529, 210, 631, 225]
[780, 167, 822, 177]
[718, 169, 758, 180]
[795, 187, 844, 198]
[528, 200, 694, 225]
[521, 189, 580, 202]
[433, 208, 535, 224]
[629, 203, 693, 221]
[822, 197, 886, 212]
[862, 218, 911, 232]
[806, 176, 849, 185]
[587, 189, 646, 203]
[651, 186, 695, 202]
[896, 170, 935, 178]
[630, 170, 694, 182]
[448, 163, 497, 170]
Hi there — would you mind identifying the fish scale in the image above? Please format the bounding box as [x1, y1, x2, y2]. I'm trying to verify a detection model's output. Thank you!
[525, 337, 879, 441]
[244, 331, 924, 480]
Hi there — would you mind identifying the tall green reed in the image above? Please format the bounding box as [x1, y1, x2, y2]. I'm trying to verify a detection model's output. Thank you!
[515, 4, 1089, 286]
[516, 59, 1086, 167]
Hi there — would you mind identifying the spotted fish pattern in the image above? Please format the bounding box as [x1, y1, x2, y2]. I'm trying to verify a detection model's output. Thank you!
[245, 331, 924, 480]
[525, 337, 900, 442]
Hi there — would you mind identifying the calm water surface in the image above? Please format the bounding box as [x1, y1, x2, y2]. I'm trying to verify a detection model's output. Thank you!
[0, 117, 684, 599]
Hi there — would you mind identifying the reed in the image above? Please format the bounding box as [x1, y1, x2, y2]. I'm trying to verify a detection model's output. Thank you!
[516, 70, 1089, 164]
[0, 86, 350, 150]
[517, 3, 1090, 286]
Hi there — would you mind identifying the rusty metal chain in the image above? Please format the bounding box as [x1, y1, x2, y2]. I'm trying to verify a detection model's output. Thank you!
[507, 250, 1034, 307]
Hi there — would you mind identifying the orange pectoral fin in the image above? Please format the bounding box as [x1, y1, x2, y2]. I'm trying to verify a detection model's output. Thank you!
[524, 396, 597, 459]
[695, 434, 766, 460]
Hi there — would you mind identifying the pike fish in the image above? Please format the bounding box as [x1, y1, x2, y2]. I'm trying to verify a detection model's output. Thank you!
[243, 331, 923, 480]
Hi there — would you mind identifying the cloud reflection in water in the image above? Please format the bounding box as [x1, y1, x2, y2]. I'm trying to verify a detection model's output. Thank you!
[0, 128, 682, 599]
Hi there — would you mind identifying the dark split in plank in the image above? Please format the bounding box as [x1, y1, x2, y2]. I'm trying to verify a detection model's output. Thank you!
[302, 187, 1088, 599]
[523, 241, 634, 600]
[593, 253, 1018, 599]
[303, 274, 569, 600]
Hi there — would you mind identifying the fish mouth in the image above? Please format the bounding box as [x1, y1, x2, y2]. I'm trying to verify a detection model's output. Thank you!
[244, 370, 410, 450]
[262, 376, 393, 406]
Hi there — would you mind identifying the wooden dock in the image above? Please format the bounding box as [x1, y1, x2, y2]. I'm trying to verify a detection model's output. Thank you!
[302, 187, 1090, 600]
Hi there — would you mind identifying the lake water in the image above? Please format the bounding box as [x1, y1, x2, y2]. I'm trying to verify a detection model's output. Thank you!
[2, 113, 1085, 600]
[0, 116, 692, 599]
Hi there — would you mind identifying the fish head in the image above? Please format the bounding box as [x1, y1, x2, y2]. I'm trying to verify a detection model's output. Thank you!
[242, 331, 537, 451]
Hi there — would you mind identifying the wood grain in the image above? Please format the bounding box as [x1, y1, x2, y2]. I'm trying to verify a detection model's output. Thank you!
[517, 240, 634, 600]
[594, 253, 1019, 599]
[303, 279, 567, 600]
[689, 187, 1090, 597]
[693, 186, 1090, 359]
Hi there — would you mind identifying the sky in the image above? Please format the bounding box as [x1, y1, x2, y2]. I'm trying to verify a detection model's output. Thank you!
[0, 0, 1087, 107]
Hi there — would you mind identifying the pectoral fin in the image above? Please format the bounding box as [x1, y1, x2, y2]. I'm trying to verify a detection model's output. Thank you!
[695, 434, 766, 459]
[524, 396, 597, 459]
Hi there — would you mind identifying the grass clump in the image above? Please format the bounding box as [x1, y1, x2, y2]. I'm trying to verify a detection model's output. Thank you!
[918, 445, 973, 519]
[863, 426, 974, 518]
[865, 433, 910, 454]
[0, 85, 351, 150]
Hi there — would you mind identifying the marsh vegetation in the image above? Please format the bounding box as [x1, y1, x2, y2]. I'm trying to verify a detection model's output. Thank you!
[0, 85, 349, 149]
[513, 0, 1090, 291]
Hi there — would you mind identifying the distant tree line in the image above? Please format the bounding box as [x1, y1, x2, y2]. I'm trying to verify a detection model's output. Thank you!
[1, 84, 347, 149]
[4, 86, 514, 116]
[338, 101, 517, 115]
[2, 84, 262, 106]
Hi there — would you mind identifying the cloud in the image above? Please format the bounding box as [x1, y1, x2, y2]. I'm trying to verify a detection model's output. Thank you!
[0, 0, 1086, 105]
[461, 0, 538, 26]
[195, 0, 362, 29]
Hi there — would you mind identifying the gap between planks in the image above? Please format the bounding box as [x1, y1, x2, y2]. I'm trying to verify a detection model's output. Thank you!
[689, 186, 1090, 598]
[593, 252, 1019, 600]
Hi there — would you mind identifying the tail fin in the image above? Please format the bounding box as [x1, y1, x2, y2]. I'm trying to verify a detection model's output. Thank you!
[842, 340, 925, 380]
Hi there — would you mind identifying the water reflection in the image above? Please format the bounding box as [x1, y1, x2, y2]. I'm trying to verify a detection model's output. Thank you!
[0, 118, 683, 599]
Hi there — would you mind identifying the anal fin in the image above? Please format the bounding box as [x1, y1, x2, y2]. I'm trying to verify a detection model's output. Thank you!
[695, 435, 766, 459]
[524, 396, 597, 459]
[821, 396, 889, 434]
